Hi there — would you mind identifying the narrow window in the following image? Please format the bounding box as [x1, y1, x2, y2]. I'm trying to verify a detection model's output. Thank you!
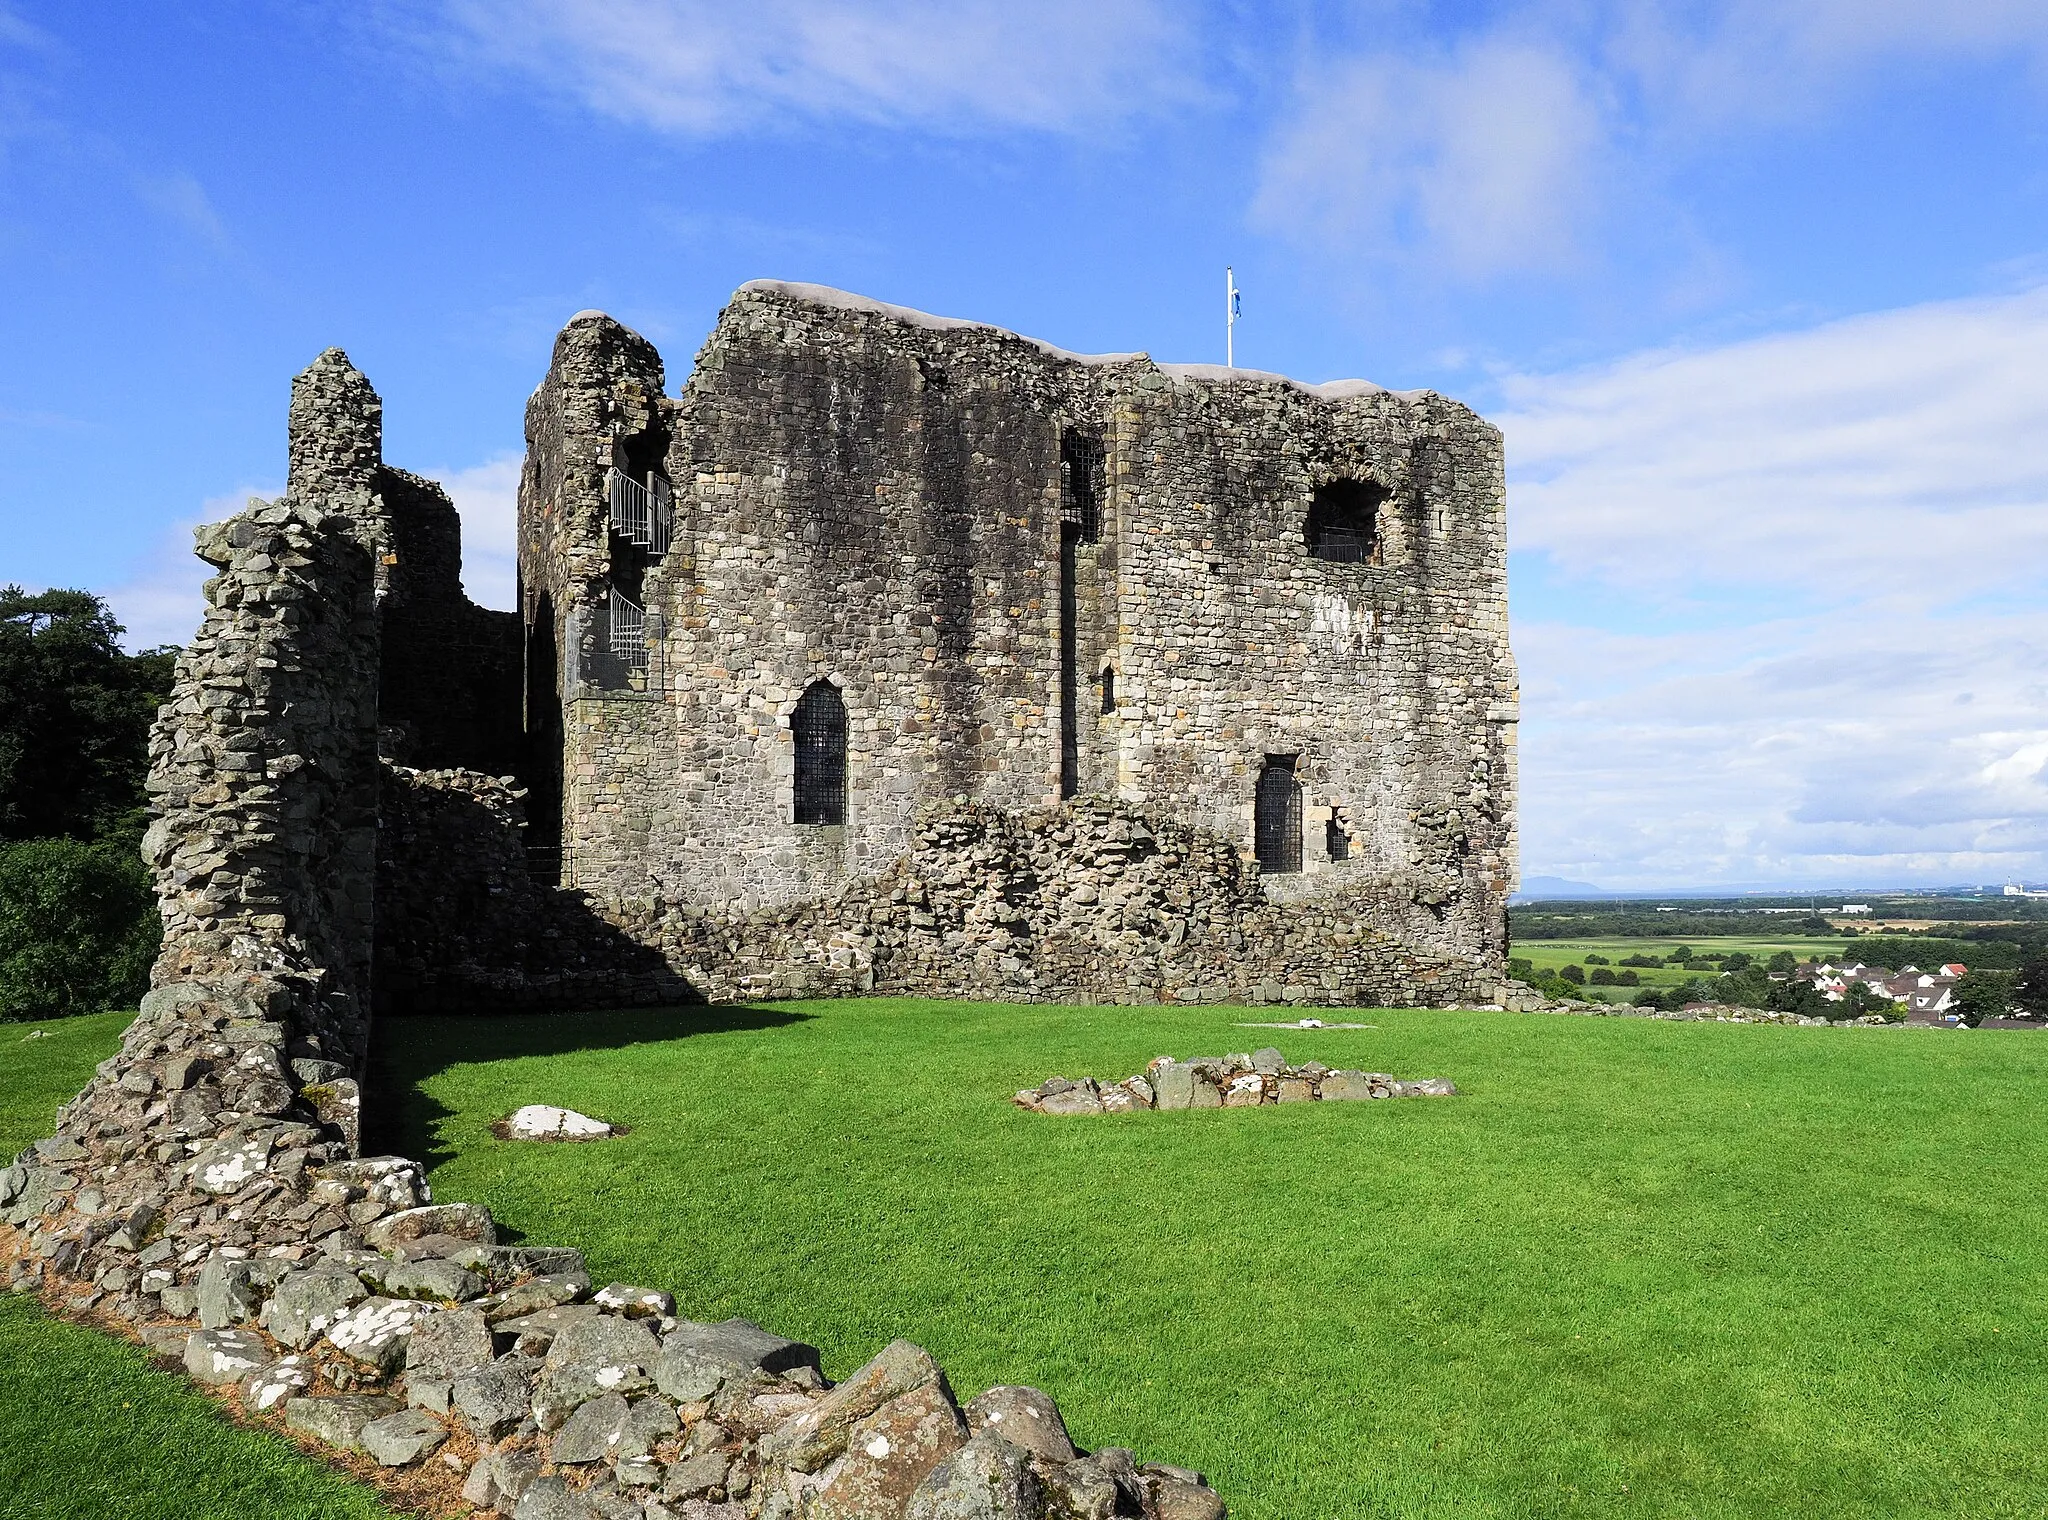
[1304, 478, 1388, 563]
[1326, 816, 1349, 862]
[1255, 758, 1302, 874]
[1100, 666, 1116, 714]
[793, 680, 847, 825]
[1060, 429, 1104, 544]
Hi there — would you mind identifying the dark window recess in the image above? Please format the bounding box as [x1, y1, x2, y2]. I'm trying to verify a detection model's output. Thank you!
[1326, 816, 1349, 862]
[1060, 429, 1105, 544]
[1060, 521, 1079, 798]
[1255, 758, 1303, 875]
[1101, 666, 1116, 714]
[793, 681, 848, 825]
[1304, 478, 1388, 563]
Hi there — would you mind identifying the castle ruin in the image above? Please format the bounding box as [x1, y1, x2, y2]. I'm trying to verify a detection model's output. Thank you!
[511, 282, 1519, 998]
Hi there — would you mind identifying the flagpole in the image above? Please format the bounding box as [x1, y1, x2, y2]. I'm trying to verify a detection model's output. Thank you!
[1226, 266, 1236, 368]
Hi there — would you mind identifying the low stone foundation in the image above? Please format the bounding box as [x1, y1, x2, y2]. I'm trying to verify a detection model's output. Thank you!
[1013, 1049, 1458, 1114]
[379, 785, 1522, 1014]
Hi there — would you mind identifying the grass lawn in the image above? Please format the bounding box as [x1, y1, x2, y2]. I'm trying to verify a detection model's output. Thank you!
[0, 1013, 398, 1520]
[364, 997, 2048, 1520]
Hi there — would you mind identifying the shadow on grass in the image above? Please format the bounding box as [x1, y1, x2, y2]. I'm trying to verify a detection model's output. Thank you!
[361, 1003, 814, 1179]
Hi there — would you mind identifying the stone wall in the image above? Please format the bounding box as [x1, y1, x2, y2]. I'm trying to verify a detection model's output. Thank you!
[376, 787, 1524, 1013]
[521, 285, 1517, 986]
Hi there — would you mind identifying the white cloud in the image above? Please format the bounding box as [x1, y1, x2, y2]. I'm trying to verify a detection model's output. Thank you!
[1253, 2, 2048, 283]
[1252, 39, 1604, 280]
[429, 0, 1194, 136]
[428, 455, 520, 612]
[1503, 284, 2048, 888]
[99, 488, 275, 651]
[1499, 286, 2048, 595]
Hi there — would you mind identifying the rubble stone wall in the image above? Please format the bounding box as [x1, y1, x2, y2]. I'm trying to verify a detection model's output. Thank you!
[378, 780, 1523, 1012]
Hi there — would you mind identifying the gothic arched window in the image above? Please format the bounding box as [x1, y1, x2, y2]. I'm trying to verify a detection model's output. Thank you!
[1255, 757, 1302, 874]
[793, 680, 847, 826]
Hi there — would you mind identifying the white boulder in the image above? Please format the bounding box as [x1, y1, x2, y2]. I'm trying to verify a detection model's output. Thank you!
[506, 1105, 613, 1140]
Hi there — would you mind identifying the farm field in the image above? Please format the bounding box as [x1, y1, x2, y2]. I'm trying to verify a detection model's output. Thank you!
[0, 1012, 396, 1520]
[1513, 936, 1856, 998]
[356, 996, 2048, 1519]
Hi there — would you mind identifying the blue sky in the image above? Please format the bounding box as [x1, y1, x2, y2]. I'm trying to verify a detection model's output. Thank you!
[7, 1, 2048, 891]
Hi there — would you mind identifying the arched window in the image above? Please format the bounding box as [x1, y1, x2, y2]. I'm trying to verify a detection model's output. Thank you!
[1100, 665, 1116, 714]
[1255, 758, 1302, 874]
[793, 680, 847, 825]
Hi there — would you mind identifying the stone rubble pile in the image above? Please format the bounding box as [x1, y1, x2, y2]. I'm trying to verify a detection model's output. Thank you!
[625, 798, 1529, 1011]
[1012, 1048, 1458, 1115]
[0, 487, 1229, 1520]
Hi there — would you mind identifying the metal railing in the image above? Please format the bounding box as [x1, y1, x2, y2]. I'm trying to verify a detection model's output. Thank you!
[1309, 535, 1374, 563]
[608, 586, 646, 666]
[608, 468, 674, 556]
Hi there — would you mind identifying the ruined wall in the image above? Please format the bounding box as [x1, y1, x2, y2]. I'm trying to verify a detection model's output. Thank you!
[520, 283, 1517, 976]
[375, 468, 523, 777]
[1, 346, 1231, 1520]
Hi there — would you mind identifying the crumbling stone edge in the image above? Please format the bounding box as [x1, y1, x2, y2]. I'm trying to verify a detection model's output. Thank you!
[0, 493, 1227, 1520]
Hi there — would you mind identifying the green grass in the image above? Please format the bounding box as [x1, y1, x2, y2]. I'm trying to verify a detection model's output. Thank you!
[0, 1012, 397, 1520]
[367, 998, 2048, 1519]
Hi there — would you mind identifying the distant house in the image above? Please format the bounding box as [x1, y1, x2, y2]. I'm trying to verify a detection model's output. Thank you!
[1939, 962, 1967, 978]
[1840, 904, 1872, 915]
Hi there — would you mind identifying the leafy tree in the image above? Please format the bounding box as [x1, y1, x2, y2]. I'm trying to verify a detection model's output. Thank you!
[1589, 966, 1616, 985]
[1559, 963, 1586, 985]
[1583, 953, 1610, 965]
[1956, 970, 2015, 1027]
[1768, 978, 1831, 1019]
[0, 838, 158, 1020]
[1767, 950, 1797, 974]
[2011, 957, 2048, 1019]
[0, 586, 175, 846]
[1507, 957, 1534, 977]
[1721, 952, 1752, 973]
[1616, 969, 1639, 986]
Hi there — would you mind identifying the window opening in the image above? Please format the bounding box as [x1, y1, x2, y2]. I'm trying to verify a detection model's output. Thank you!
[1326, 816, 1350, 862]
[793, 680, 848, 826]
[1304, 478, 1387, 563]
[1060, 429, 1104, 545]
[608, 468, 674, 556]
[1100, 665, 1116, 714]
[607, 585, 646, 666]
[1059, 522, 1079, 798]
[1255, 757, 1303, 875]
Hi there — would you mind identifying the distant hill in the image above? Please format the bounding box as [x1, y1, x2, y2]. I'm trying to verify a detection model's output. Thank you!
[1514, 875, 1610, 900]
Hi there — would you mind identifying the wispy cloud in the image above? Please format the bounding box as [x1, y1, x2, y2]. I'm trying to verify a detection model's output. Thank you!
[1253, 39, 1606, 281]
[1504, 283, 2048, 888]
[1252, 2, 2048, 285]
[132, 170, 232, 252]
[426, 0, 1197, 137]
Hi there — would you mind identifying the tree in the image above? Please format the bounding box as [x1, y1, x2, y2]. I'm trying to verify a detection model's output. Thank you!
[2011, 958, 2048, 1019]
[1767, 950, 1797, 974]
[0, 586, 175, 846]
[0, 837, 158, 1020]
[1768, 978, 1830, 1019]
[1956, 970, 2015, 1027]
[1589, 966, 1616, 985]
[1559, 963, 1586, 985]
